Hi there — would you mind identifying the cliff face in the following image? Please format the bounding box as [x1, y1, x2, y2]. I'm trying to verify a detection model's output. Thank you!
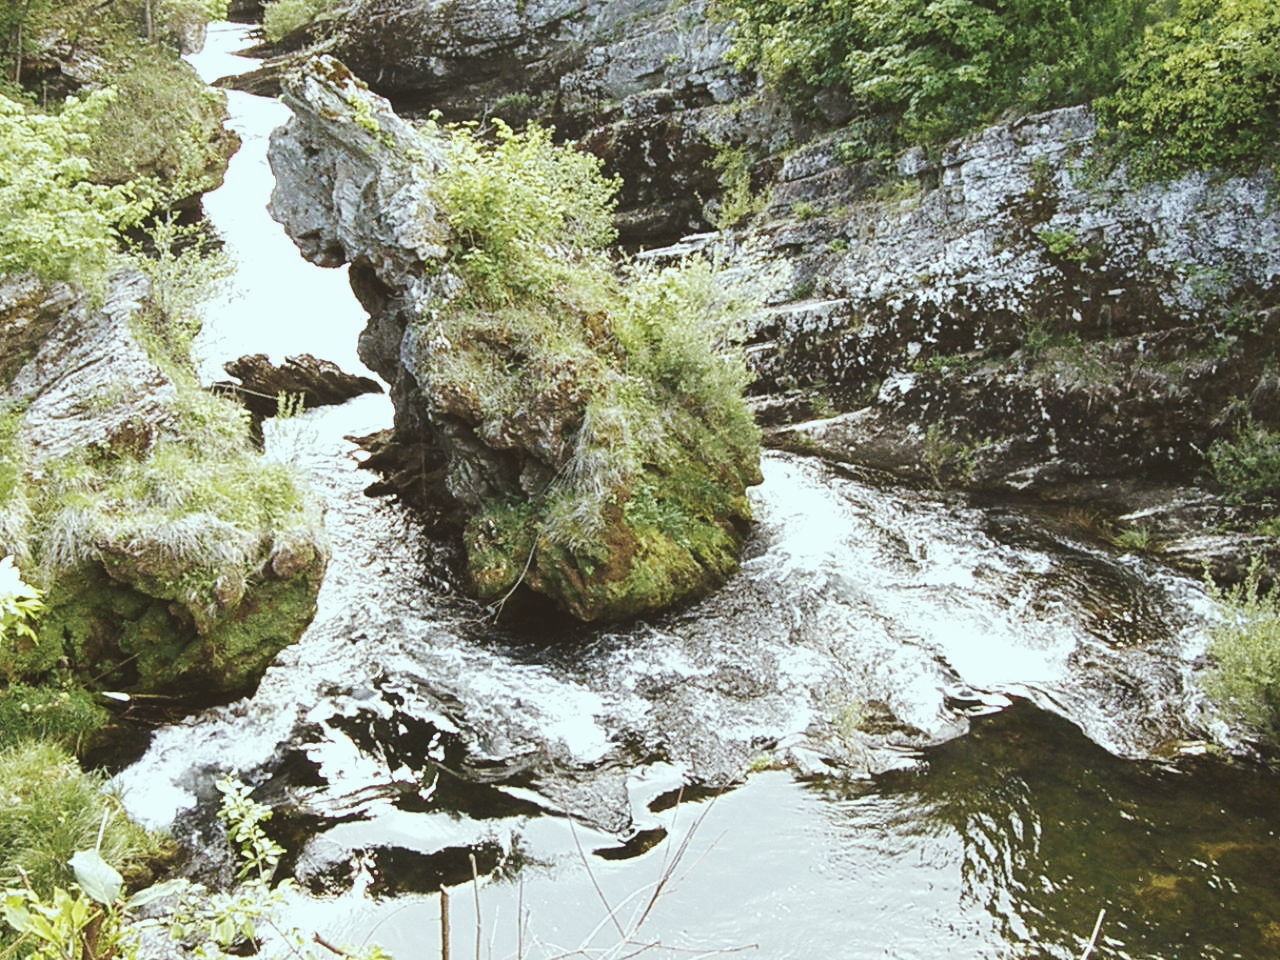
[0, 272, 327, 700]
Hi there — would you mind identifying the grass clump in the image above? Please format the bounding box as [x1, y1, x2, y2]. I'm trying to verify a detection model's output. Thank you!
[0, 740, 165, 896]
[0, 681, 109, 753]
[423, 120, 772, 619]
[1206, 560, 1280, 742]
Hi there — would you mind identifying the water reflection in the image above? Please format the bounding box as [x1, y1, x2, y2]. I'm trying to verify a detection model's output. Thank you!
[823, 701, 1280, 959]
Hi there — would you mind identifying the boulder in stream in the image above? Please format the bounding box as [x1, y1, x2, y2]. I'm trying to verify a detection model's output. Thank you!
[269, 57, 768, 622]
[0, 271, 327, 702]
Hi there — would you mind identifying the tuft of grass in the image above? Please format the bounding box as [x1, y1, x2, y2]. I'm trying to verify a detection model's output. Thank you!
[0, 681, 109, 754]
[0, 741, 166, 897]
[1110, 525, 1158, 554]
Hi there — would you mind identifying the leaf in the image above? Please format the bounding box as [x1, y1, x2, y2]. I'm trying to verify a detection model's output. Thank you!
[124, 878, 190, 910]
[2, 895, 34, 934]
[69, 849, 123, 905]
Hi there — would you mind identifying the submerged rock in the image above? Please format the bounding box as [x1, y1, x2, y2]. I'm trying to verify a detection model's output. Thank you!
[0, 272, 326, 702]
[269, 57, 762, 622]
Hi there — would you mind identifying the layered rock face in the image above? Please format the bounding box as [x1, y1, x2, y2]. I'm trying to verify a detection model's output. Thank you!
[269, 58, 759, 622]
[0, 273, 327, 699]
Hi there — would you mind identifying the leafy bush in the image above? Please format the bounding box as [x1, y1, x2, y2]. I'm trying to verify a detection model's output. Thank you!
[1206, 560, 1280, 741]
[1096, 0, 1280, 180]
[1207, 417, 1280, 501]
[0, 89, 152, 291]
[718, 0, 1154, 146]
[434, 119, 619, 299]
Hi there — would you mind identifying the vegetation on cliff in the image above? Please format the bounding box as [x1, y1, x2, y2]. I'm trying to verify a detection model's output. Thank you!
[422, 119, 772, 620]
[718, 0, 1279, 178]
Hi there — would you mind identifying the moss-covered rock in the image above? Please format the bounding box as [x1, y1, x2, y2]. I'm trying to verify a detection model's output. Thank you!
[270, 59, 768, 622]
[1, 271, 327, 704]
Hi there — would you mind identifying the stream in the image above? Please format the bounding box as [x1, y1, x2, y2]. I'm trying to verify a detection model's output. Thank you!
[111, 22, 1280, 960]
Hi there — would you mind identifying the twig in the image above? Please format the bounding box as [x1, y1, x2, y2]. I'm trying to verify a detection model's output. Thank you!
[1079, 908, 1106, 960]
[517, 877, 525, 960]
[312, 933, 356, 957]
[471, 852, 483, 960]
[442, 887, 452, 960]
[570, 817, 626, 940]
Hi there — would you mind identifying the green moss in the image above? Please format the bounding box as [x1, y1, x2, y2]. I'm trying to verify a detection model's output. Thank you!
[78, 40, 234, 203]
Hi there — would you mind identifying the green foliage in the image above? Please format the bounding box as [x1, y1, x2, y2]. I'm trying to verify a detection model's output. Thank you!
[708, 144, 765, 228]
[0, 555, 42, 646]
[215, 778, 284, 882]
[262, 0, 339, 43]
[1097, 0, 1280, 180]
[718, 0, 1155, 146]
[1110, 525, 1158, 554]
[0, 741, 164, 897]
[0, 89, 152, 291]
[128, 214, 233, 365]
[1205, 559, 1280, 741]
[1208, 417, 1280, 501]
[423, 120, 772, 617]
[433, 120, 619, 299]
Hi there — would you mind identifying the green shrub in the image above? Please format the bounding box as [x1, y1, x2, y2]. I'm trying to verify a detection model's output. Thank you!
[1207, 417, 1280, 501]
[434, 119, 618, 299]
[0, 89, 152, 291]
[717, 0, 1154, 147]
[1097, 0, 1280, 180]
[1206, 560, 1280, 741]
[0, 741, 165, 896]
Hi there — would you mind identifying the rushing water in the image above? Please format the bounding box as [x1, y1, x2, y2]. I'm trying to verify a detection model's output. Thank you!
[112, 22, 1280, 960]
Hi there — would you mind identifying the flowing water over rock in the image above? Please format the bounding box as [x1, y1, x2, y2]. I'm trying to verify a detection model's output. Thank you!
[112, 22, 1280, 960]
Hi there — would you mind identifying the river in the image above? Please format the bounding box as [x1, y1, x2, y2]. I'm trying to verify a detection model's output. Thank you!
[111, 22, 1280, 960]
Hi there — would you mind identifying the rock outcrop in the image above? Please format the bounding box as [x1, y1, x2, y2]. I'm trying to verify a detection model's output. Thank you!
[0, 272, 327, 700]
[269, 57, 760, 622]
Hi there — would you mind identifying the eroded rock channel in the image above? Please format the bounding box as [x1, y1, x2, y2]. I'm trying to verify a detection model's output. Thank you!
[101, 16, 1280, 960]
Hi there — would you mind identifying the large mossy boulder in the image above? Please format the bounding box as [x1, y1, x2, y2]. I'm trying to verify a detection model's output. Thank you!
[269, 58, 768, 621]
[0, 271, 326, 700]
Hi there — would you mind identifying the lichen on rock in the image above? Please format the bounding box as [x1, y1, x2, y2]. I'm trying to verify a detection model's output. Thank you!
[270, 57, 770, 621]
